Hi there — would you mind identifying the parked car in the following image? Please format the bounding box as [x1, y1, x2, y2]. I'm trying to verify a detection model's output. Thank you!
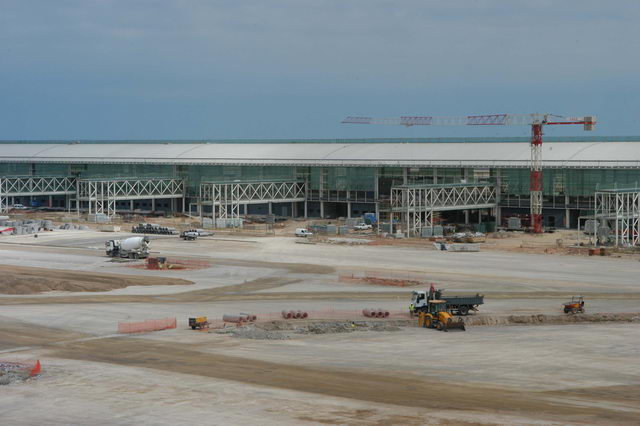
[354, 223, 373, 230]
[11, 204, 28, 210]
[295, 228, 313, 237]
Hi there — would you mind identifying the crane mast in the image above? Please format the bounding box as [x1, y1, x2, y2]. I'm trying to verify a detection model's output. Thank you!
[342, 113, 596, 233]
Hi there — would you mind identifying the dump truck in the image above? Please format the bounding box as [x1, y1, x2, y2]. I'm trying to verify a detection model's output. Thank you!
[417, 300, 466, 331]
[410, 288, 484, 316]
[105, 236, 150, 259]
[189, 316, 209, 330]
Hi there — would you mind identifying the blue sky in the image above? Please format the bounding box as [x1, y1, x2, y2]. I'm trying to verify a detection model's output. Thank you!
[1, 1, 639, 139]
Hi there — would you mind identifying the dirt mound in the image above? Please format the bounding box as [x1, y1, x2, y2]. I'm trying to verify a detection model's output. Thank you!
[219, 320, 404, 339]
[465, 312, 640, 327]
[0, 265, 193, 294]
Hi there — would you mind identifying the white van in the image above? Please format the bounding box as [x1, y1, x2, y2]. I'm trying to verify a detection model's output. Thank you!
[12, 204, 27, 210]
[295, 228, 313, 237]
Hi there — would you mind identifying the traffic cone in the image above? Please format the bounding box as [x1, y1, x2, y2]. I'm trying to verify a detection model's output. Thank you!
[30, 360, 41, 376]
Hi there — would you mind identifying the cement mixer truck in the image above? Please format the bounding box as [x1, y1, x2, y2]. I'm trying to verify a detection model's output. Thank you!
[105, 236, 150, 259]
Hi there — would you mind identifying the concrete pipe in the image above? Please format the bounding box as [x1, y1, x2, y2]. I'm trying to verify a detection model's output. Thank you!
[222, 314, 245, 323]
[282, 310, 292, 319]
[363, 309, 373, 317]
[301, 312, 308, 319]
[384, 310, 390, 318]
[376, 309, 384, 318]
[240, 313, 257, 322]
[295, 310, 303, 319]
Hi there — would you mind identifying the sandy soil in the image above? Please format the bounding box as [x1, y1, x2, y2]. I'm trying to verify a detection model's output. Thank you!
[1, 226, 639, 425]
[0, 264, 193, 294]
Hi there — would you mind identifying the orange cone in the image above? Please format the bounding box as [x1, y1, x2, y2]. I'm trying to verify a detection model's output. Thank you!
[30, 360, 41, 376]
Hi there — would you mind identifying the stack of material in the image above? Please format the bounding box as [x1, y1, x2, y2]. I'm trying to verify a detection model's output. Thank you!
[421, 225, 444, 238]
[0, 218, 58, 235]
[131, 223, 177, 235]
[88, 213, 110, 223]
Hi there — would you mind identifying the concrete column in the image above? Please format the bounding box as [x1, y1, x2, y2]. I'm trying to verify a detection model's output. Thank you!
[304, 200, 308, 219]
[478, 210, 482, 224]
[495, 169, 502, 227]
[320, 201, 324, 218]
[374, 168, 379, 200]
[243, 204, 248, 215]
[347, 201, 351, 218]
[48, 195, 53, 207]
[268, 202, 273, 215]
[171, 198, 176, 214]
[375, 202, 380, 235]
[182, 196, 186, 214]
[465, 210, 470, 225]
[130, 200, 134, 211]
[565, 195, 570, 229]
[403, 168, 408, 185]
[433, 168, 438, 184]
[292, 202, 297, 218]
[151, 198, 155, 212]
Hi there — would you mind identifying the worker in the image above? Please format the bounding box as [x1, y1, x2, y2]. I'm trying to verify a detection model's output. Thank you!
[428, 283, 436, 300]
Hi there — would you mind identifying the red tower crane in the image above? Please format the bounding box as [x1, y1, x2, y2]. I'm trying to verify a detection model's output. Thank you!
[342, 113, 596, 233]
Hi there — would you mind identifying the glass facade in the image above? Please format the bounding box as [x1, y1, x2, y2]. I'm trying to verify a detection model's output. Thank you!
[2, 162, 640, 199]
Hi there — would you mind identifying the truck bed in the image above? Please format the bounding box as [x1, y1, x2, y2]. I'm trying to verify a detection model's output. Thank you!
[443, 295, 484, 306]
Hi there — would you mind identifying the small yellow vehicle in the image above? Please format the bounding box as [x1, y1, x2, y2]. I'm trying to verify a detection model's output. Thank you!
[188, 316, 209, 330]
[563, 296, 585, 314]
[417, 300, 466, 332]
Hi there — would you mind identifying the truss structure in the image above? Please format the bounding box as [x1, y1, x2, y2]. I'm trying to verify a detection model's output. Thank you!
[390, 182, 497, 236]
[76, 177, 184, 217]
[200, 180, 306, 223]
[594, 188, 640, 246]
[0, 176, 76, 213]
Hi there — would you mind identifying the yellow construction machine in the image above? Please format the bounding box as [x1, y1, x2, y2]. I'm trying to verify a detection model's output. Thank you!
[417, 300, 466, 332]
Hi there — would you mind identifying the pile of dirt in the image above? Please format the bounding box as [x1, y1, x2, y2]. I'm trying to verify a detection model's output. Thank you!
[218, 320, 404, 340]
[0, 265, 194, 294]
[464, 312, 640, 327]
[0, 362, 37, 385]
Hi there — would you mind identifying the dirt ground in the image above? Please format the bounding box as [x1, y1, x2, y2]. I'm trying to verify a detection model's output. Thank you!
[1, 222, 639, 425]
[0, 264, 193, 294]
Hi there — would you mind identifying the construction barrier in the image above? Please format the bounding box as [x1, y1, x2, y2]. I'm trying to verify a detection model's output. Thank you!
[118, 317, 177, 334]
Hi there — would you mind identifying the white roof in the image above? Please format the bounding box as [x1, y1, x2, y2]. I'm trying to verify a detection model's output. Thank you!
[1, 141, 639, 168]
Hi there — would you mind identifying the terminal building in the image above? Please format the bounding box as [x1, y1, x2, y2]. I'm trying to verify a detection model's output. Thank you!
[1, 137, 639, 243]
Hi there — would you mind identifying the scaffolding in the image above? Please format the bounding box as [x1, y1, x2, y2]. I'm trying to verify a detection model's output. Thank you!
[199, 180, 306, 222]
[594, 187, 640, 246]
[390, 182, 497, 236]
[76, 177, 185, 217]
[0, 176, 76, 213]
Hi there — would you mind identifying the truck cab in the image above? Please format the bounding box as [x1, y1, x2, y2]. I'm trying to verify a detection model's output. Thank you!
[410, 290, 428, 314]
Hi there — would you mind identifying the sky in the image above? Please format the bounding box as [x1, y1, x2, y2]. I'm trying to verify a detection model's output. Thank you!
[1, 0, 639, 140]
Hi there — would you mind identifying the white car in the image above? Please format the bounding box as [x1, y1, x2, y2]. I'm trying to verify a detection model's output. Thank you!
[11, 203, 28, 210]
[353, 223, 373, 230]
[295, 228, 313, 237]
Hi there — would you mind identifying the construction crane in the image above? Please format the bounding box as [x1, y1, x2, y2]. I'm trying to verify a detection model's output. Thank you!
[342, 113, 596, 233]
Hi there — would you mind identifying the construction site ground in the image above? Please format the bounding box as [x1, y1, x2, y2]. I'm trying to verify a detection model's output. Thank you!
[1, 221, 639, 425]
